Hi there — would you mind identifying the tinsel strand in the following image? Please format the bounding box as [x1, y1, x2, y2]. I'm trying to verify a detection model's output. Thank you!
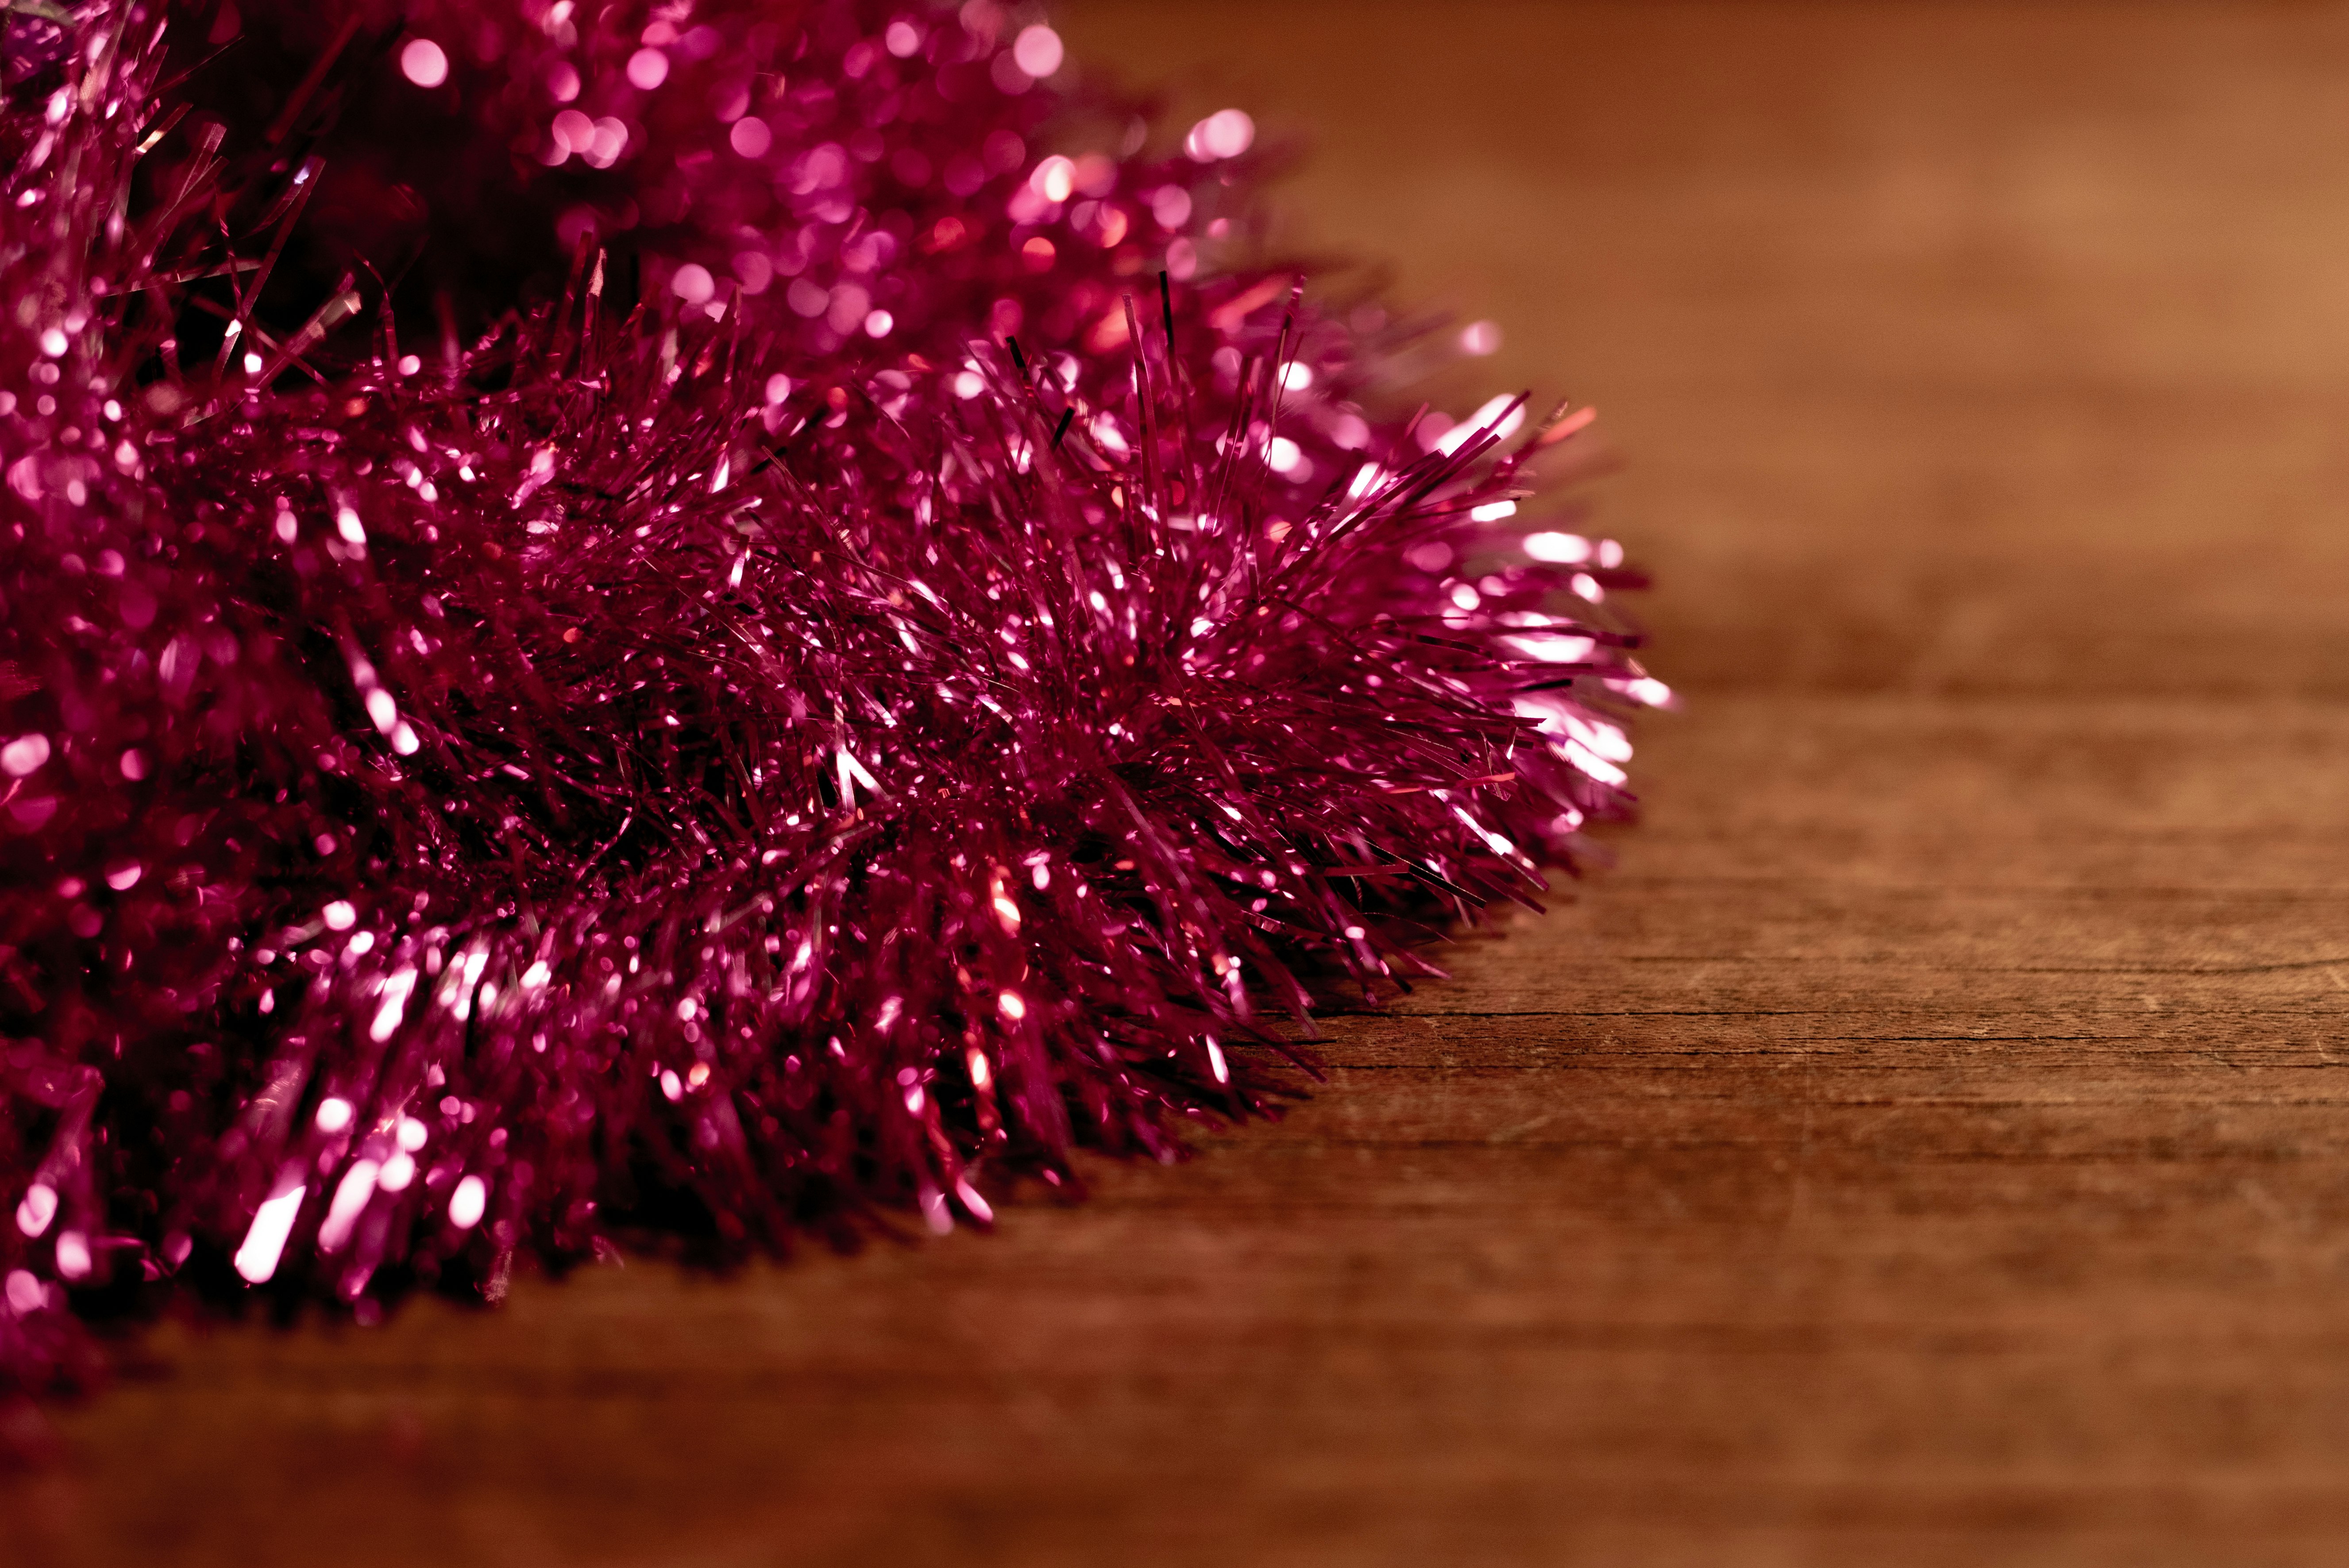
[0, 0, 1668, 1400]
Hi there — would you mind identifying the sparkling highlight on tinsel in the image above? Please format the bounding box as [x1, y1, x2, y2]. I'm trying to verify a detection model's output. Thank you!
[0, 0, 1666, 1398]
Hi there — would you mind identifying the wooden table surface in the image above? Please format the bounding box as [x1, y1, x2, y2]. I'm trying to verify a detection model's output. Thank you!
[13, 3, 2349, 1563]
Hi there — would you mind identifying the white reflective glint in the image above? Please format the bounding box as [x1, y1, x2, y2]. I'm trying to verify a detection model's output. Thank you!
[371, 969, 417, 1042]
[1620, 676, 1675, 709]
[15, 1182, 56, 1238]
[1503, 632, 1597, 665]
[0, 734, 50, 776]
[1520, 531, 1593, 565]
[318, 1161, 382, 1253]
[447, 1174, 488, 1230]
[1435, 394, 1527, 457]
[836, 747, 882, 797]
[1030, 154, 1076, 203]
[1560, 738, 1629, 788]
[1561, 713, 1633, 763]
[234, 1180, 309, 1284]
[378, 1152, 417, 1193]
[443, 945, 491, 1019]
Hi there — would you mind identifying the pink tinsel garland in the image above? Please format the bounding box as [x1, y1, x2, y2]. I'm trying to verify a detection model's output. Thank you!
[0, 0, 1665, 1398]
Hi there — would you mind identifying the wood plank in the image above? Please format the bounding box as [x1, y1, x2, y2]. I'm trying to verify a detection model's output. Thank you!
[19, 693, 2349, 1566]
[1064, 0, 2349, 696]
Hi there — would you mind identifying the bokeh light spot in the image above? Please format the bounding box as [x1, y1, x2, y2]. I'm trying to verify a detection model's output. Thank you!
[626, 47, 669, 90]
[730, 116, 772, 158]
[1185, 108, 1254, 162]
[1012, 25, 1064, 78]
[399, 39, 448, 89]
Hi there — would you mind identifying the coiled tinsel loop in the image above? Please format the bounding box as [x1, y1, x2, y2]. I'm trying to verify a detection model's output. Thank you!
[0, 0, 1667, 1397]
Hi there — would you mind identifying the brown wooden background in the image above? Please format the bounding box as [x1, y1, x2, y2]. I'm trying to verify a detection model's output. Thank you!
[13, 3, 2349, 1562]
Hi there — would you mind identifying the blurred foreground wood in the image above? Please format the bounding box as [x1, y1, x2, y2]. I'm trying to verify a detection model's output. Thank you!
[13, 4, 2349, 1563]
